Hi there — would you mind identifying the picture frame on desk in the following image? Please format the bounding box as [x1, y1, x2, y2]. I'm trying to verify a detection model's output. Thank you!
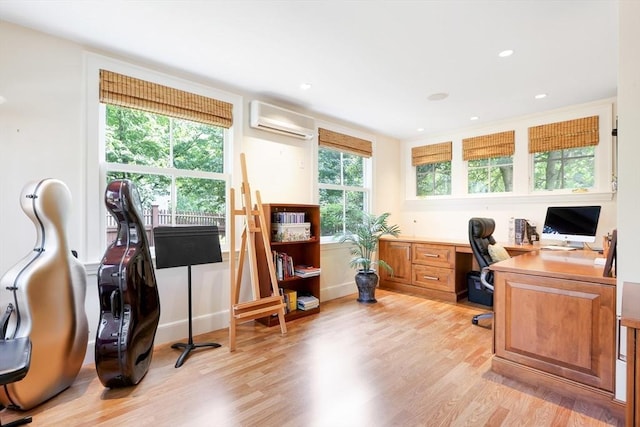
[603, 229, 617, 278]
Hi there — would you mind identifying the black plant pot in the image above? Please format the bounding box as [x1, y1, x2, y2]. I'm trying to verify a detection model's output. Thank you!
[355, 270, 378, 303]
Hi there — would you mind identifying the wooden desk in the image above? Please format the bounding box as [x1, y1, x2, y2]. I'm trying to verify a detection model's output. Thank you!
[378, 236, 537, 302]
[491, 250, 622, 418]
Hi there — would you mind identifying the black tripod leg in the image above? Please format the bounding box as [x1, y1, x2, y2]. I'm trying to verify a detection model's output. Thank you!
[172, 265, 221, 368]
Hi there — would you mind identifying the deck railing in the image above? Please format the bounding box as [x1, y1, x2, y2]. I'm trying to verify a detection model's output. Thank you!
[106, 205, 225, 246]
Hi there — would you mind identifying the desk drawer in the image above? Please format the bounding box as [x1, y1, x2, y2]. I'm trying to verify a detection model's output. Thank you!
[412, 243, 455, 268]
[412, 264, 454, 292]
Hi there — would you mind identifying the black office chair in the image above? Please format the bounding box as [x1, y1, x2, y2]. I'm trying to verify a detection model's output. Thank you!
[469, 217, 497, 325]
[0, 337, 33, 426]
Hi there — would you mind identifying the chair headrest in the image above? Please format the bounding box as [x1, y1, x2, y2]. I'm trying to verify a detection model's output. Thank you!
[469, 217, 496, 239]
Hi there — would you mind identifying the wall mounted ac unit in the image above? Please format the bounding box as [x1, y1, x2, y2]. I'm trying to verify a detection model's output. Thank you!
[250, 100, 315, 140]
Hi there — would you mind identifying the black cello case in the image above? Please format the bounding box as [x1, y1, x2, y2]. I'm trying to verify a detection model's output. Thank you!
[95, 179, 161, 387]
[0, 178, 88, 410]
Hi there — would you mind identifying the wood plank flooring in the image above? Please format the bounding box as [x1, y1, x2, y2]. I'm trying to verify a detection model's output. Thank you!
[2, 290, 624, 426]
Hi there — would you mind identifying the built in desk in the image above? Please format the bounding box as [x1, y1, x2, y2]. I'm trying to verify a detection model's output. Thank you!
[378, 236, 537, 302]
[379, 238, 623, 417]
[490, 250, 623, 418]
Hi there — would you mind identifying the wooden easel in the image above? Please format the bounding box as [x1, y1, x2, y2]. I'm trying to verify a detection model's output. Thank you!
[229, 153, 287, 351]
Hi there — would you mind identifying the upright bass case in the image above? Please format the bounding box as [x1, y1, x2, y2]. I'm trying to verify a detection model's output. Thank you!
[95, 179, 161, 387]
[0, 178, 89, 410]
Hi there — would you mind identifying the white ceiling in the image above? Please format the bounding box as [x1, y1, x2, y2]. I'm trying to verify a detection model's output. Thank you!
[0, 0, 618, 140]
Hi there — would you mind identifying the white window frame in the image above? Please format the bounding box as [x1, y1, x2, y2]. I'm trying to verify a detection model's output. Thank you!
[416, 161, 452, 196]
[404, 100, 615, 205]
[467, 156, 514, 194]
[315, 123, 373, 244]
[530, 146, 598, 193]
[85, 53, 241, 264]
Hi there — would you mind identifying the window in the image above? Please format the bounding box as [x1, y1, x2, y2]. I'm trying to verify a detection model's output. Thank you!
[468, 156, 513, 193]
[99, 69, 233, 249]
[413, 142, 452, 196]
[529, 116, 599, 191]
[533, 147, 595, 190]
[463, 131, 515, 194]
[416, 162, 451, 196]
[317, 128, 372, 239]
[104, 105, 228, 245]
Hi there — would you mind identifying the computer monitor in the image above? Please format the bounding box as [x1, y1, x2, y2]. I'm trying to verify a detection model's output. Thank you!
[541, 205, 601, 246]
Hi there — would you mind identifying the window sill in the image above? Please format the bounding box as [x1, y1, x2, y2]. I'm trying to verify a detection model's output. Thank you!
[405, 191, 615, 209]
[83, 250, 232, 276]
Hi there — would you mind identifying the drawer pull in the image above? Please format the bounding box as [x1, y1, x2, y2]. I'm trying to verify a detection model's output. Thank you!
[422, 275, 439, 281]
[423, 253, 439, 258]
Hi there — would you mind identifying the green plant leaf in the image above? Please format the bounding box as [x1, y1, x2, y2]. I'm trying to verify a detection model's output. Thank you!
[334, 212, 400, 273]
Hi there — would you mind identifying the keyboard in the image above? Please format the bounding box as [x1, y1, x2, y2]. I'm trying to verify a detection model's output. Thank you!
[541, 245, 577, 251]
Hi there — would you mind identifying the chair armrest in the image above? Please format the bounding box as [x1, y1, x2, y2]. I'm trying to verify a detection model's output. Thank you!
[480, 267, 494, 292]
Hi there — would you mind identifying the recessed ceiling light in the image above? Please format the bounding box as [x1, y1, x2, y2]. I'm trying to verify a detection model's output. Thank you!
[0, 96, 6, 105]
[417, 128, 425, 132]
[300, 83, 312, 90]
[534, 93, 547, 99]
[470, 116, 479, 121]
[498, 49, 514, 58]
[427, 92, 448, 101]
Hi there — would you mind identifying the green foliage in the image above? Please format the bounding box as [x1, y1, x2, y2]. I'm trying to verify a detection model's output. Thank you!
[416, 162, 451, 196]
[105, 105, 226, 214]
[533, 147, 595, 190]
[106, 106, 169, 167]
[334, 212, 400, 273]
[468, 156, 513, 193]
[318, 147, 367, 237]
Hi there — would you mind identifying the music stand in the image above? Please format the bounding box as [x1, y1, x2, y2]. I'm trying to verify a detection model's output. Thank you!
[154, 225, 223, 368]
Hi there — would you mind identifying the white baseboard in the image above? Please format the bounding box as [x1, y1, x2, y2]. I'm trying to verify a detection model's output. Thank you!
[83, 287, 357, 366]
[83, 309, 230, 365]
[321, 281, 357, 301]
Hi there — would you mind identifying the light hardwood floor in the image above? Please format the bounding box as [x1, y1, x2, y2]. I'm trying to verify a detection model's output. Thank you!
[2, 290, 624, 426]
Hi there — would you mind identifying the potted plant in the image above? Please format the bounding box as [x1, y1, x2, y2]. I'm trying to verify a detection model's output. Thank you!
[335, 212, 401, 303]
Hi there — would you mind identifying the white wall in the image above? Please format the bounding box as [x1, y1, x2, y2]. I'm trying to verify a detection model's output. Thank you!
[0, 21, 401, 365]
[0, 21, 86, 273]
[615, 0, 640, 401]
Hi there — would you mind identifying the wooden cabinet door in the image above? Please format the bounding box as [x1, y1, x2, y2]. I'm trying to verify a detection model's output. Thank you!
[494, 271, 615, 392]
[379, 240, 411, 283]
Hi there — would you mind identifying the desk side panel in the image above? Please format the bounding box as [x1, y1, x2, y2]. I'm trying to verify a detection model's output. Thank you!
[495, 271, 615, 392]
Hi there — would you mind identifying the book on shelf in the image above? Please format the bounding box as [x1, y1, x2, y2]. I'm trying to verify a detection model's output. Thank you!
[297, 295, 319, 310]
[281, 288, 297, 312]
[272, 211, 306, 224]
[278, 288, 289, 314]
[294, 265, 321, 278]
[273, 251, 294, 280]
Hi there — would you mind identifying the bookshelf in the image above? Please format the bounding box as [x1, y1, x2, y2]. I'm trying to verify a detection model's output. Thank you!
[255, 203, 320, 326]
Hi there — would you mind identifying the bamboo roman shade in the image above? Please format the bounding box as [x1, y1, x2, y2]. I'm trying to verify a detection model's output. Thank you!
[462, 130, 515, 161]
[528, 115, 599, 153]
[99, 69, 233, 128]
[318, 128, 372, 158]
[411, 142, 452, 166]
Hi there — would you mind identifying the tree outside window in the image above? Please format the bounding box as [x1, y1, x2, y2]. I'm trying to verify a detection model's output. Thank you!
[533, 147, 595, 190]
[104, 105, 228, 245]
[529, 115, 598, 192]
[468, 156, 513, 193]
[416, 161, 451, 196]
[318, 147, 369, 237]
